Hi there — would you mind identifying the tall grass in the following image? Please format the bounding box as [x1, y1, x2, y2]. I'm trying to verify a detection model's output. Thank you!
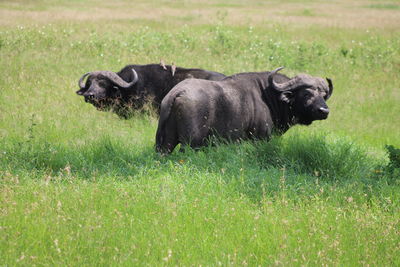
[1, 0, 399, 265]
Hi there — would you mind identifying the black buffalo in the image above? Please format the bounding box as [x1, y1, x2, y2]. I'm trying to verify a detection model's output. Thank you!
[155, 67, 333, 154]
[76, 64, 226, 118]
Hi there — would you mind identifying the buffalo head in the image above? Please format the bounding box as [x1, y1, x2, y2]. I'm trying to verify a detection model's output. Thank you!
[269, 67, 333, 125]
[76, 69, 138, 110]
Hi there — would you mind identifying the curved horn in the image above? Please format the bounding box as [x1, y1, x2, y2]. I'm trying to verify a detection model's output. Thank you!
[78, 72, 91, 89]
[130, 69, 139, 85]
[326, 78, 333, 100]
[268, 67, 293, 92]
[99, 69, 138, 89]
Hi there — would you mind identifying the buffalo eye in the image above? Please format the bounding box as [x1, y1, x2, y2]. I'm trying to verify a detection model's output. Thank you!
[303, 90, 313, 98]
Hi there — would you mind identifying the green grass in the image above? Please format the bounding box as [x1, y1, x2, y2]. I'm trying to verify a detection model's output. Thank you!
[1, 0, 400, 265]
[2, 135, 400, 265]
[366, 4, 400, 10]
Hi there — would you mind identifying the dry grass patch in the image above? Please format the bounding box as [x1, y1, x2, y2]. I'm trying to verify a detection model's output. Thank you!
[1, 0, 399, 30]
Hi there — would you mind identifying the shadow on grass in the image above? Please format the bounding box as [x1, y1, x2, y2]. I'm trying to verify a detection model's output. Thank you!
[1, 133, 389, 201]
[168, 134, 386, 201]
[0, 136, 158, 179]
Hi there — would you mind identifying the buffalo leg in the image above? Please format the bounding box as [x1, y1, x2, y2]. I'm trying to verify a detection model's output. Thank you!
[155, 117, 178, 154]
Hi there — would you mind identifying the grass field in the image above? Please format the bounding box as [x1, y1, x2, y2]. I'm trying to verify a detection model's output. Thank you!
[1, 0, 400, 265]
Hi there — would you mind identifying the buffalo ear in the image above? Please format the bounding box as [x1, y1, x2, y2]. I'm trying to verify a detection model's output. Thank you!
[76, 89, 85, 95]
[280, 91, 294, 103]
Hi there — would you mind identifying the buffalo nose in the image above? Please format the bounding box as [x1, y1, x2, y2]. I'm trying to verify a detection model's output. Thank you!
[319, 107, 330, 115]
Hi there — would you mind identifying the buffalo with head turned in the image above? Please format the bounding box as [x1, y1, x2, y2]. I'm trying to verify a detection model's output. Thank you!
[155, 67, 333, 154]
[76, 64, 226, 118]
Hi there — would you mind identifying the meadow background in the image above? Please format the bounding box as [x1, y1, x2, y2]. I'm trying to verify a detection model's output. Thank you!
[1, 0, 399, 265]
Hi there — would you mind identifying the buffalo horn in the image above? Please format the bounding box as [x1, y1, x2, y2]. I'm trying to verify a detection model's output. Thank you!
[326, 78, 333, 100]
[78, 72, 91, 89]
[268, 67, 294, 92]
[100, 69, 138, 89]
[269, 67, 310, 92]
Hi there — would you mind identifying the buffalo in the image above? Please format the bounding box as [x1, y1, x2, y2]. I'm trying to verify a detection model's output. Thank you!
[76, 64, 226, 118]
[155, 67, 333, 154]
